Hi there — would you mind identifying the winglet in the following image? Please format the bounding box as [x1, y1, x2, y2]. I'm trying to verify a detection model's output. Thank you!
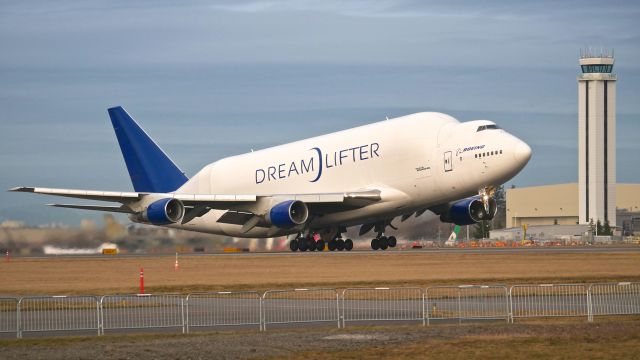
[108, 106, 188, 193]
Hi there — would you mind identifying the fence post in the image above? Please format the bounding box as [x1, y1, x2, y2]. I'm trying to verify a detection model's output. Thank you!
[508, 286, 514, 323]
[185, 294, 190, 334]
[95, 298, 101, 336]
[422, 291, 426, 327]
[335, 291, 340, 329]
[457, 288, 462, 325]
[260, 294, 266, 331]
[181, 297, 186, 334]
[340, 289, 345, 329]
[16, 298, 22, 339]
[16, 298, 21, 339]
[587, 284, 593, 322]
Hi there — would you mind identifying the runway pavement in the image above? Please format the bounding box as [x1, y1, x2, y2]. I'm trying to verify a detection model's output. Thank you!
[14, 245, 640, 260]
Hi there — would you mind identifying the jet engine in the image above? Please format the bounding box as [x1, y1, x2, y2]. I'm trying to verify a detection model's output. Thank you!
[439, 196, 497, 226]
[139, 198, 185, 225]
[265, 200, 309, 228]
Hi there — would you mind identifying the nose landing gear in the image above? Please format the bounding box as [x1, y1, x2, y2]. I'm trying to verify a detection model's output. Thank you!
[479, 186, 495, 213]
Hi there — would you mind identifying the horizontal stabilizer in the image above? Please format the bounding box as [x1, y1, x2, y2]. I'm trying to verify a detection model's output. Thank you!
[10, 187, 140, 203]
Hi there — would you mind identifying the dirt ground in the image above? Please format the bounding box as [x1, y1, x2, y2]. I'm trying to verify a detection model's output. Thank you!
[1, 250, 640, 295]
[1, 318, 639, 359]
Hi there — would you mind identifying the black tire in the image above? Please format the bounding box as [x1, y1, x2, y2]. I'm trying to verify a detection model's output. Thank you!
[316, 240, 325, 252]
[387, 236, 397, 248]
[337, 239, 345, 251]
[307, 238, 316, 251]
[299, 238, 308, 252]
[371, 238, 379, 250]
[328, 240, 337, 251]
[289, 239, 299, 252]
[379, 236, 388, 250]
[345, 239, 353, 251]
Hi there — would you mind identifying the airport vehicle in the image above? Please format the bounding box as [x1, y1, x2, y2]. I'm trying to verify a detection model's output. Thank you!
[10, 107, 531, 252]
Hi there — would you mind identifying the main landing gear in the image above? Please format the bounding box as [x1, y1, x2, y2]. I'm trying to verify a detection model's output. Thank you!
[289, 232, 354, 252]
[327, 236, 353, 252]
[289, 235, 321, 252]
[370, 234, 397, 251]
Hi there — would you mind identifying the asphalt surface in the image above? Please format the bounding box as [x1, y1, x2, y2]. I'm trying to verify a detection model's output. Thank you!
[15, 245, 640, 260]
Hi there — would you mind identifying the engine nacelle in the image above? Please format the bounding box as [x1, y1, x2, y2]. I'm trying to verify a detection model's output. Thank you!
[266, 200, 309, 228]
[440, 197, 497, 226]
[141, 198, 185, 225]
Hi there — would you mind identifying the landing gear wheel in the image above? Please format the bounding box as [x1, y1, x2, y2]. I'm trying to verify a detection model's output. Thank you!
[387, 236, 397, 248]
[344, 239, 353, 251]
[328, 240, 337, 251]
[371, 238, 379, 250]
[316, 240, 325, 252]
[298, 238, 308, 252]
[379, 236, 388, 250]
[289, 239, 299, 252]
[307, 238, 316, 251]
[336, 239, 345, 251]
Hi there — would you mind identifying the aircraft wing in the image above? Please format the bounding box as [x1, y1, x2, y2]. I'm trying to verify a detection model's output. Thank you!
[9, 186, 381, 214]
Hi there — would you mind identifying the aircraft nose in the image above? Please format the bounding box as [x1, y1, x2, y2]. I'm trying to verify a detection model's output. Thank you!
[513, 141, 532, 165]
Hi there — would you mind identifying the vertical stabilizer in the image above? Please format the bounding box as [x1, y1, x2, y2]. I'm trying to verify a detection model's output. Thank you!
[108, 106, 188, 193]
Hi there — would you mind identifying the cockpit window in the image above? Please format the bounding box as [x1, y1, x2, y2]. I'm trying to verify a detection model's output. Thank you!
[477, 124, 500, 132]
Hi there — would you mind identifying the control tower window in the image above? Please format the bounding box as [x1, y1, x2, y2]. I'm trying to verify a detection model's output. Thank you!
[581, 64, 613, 73]
[477, 124, 501, 132]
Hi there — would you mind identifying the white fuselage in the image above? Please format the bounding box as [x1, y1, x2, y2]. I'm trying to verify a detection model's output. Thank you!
[166, 112, 530, 237]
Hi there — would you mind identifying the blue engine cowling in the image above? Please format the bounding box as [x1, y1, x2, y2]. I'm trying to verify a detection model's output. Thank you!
[440, 196, 497, 226]
[266, 200, 309, 228]
[144, 198, 185, 225]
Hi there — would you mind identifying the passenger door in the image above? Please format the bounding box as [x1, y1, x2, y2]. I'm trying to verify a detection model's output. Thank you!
[443, 151, 453, 172]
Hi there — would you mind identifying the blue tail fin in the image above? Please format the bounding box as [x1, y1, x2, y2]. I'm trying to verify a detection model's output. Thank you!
[108, 106, 188, 193]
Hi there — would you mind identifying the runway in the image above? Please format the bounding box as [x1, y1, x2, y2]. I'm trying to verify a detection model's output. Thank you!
[15, 245, 640, 260]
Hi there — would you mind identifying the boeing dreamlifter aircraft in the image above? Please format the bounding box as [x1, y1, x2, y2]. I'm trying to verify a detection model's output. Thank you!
[11, 107, 531, 252]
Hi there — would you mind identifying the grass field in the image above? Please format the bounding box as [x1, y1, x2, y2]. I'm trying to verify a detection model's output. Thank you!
[2, 318, 639, 359]
[1, 250, 639, 295]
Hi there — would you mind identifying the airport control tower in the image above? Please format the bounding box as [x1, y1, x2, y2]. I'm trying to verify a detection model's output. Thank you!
[578, 49, 616, 226]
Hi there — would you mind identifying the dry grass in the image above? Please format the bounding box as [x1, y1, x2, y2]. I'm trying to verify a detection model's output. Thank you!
[2, 317, 639, 359]
[281, 329, 640, 360]
[1, 251, 639, 295]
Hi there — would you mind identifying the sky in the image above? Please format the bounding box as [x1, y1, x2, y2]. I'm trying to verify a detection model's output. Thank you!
[1, 0, 639, 226]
